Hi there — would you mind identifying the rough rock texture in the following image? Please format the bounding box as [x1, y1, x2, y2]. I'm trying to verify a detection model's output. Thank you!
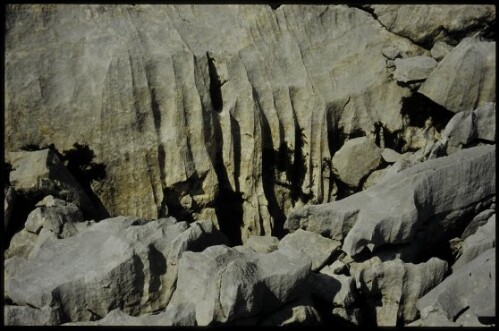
[279, 229, 341, 271]
[371, 5, 495, 45]
[430, 41, 454, 61]
[356, 257, 448, 326]
[5, 217, 228, 324]
[64, 305, 196, 326]
[4, 305, 62, 326]
[461, 209, 495, 239]
[285, 145, 495, 258]
[441, 102, 496, 154]
[5, 4, 426, 239]
[168, 245, 312, 325]
[25, 196, 84, 236]
[6, 149, 94, 215]
[393, 56, 437, 83]
[416, 248, 495, 327]
[381, 148, 402, 163]
[419, 36, 496, 114]
[5, 228, 41, 259]
[452, 214, 495, 270]
[473, 102, 496, 142]
[244, 235, 279, 254]
[332, 137, 382, 188]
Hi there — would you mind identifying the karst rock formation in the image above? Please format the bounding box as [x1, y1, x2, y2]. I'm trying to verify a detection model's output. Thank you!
[3, 4, 496, 327]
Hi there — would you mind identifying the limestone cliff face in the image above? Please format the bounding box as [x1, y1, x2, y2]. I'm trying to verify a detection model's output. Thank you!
[4, 4, 493, 241]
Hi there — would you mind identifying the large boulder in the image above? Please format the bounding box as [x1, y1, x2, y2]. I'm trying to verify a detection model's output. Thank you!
[278, 229, 341, 271]
[285, 145, 495, 259]
[332, 137, 382, 188]
[416, 248, 495, 326]
[6, 149, 94, 215]
[356, 257, 448, 326]
[418, 36, 495, 114]
[392, 56, 437, 83]
[5, 217, 228, 324]
[168, 245, 312, 325]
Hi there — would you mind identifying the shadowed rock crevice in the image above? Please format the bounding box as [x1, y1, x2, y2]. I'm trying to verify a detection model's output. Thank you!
[400, 93, 454, 131]
[206, 52, 224, 113]
[61, 143, 109, 220]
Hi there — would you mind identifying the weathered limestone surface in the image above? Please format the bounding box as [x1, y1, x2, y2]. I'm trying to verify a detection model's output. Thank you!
[5, 4, 426, 239]
[416, 248, 495, 326]
[419, 36, 495, 114]
[285, 145, 495, 258]
[5, 217, 228, 323]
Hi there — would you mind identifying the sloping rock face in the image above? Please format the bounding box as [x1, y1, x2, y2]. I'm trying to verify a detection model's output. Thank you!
[5, 4, 426, 240]
[285, 145, 495, 258]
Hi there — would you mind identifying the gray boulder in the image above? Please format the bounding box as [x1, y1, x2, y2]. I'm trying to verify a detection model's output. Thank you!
[453, 214, 495, 270]
[286, 145, 495, 258]
[416, 248, 495, 326]
[245, 235, 279, 254]
[430, 41, 454, 61]
[168, 245, 312, 325]
[393, 56, 437, 83]
[381, 148, 402, 163]
[5, 217, 227, 323]
[6, 149, 94, 215]
[357, 257, 448, 326]
[332, 137, 382, 188]
[419, 36, 495, 114]
[25, 196, 84, 236]
[279, 229, 341, 271]
[4, 305, 62, 326]
[5, 228, 39, 259]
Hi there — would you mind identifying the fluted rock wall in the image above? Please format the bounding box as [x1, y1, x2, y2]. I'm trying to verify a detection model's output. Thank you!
[5, 4, 494, 241]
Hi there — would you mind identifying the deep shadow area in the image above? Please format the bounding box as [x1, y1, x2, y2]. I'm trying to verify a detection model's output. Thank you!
[214, 189, 244, 246]
[62, 143, 109, 220]
[400, 93, 454, 132]
[207, 52, 223, 113]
